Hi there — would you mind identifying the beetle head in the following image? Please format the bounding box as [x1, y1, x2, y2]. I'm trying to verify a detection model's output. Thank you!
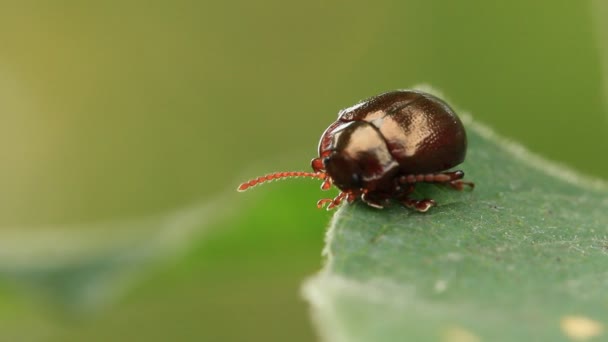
[316, 121, 399, 193]
[321, 153, 363, 191]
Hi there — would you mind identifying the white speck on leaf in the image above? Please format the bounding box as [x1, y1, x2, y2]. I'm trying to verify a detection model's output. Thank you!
[434, 280, 448, 293]
[442, 326, 480, 342]
[561, 315, 603, 341]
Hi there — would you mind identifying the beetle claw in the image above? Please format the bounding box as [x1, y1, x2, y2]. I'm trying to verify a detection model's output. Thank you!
[316, 198, 333, 209]
[401, 198, 436, 213]
[321, 177, 333, 190]
[448, 180, 475, 191]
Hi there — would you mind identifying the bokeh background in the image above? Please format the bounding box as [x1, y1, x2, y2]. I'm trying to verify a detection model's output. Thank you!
[0, 1, 606, 341]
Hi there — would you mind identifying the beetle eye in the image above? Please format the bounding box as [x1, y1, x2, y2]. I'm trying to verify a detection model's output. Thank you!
[323, 157, 331, 167]
[351, 173, 362, 187]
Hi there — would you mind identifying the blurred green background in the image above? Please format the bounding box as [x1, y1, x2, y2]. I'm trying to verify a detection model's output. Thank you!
[0, 1, 606, 341]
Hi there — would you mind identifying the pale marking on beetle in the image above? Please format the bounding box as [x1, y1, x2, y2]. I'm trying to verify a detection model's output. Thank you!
[369, 115, 385, 128]
[347, 124, 399, 180]
[348, 123, 384, 152]
[365, 110, 386, 122]
[403, 110, 433, 157]
[561, 315, 604, 341]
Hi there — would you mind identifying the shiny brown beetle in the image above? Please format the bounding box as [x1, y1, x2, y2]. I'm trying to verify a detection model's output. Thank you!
[238, 90, 474, 212]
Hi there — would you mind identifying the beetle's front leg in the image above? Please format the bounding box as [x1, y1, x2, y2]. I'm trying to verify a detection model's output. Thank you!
[317, 191, 348, 210]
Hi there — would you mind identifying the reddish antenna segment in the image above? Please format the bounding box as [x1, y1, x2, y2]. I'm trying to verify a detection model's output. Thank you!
[237, 171, 327, 192]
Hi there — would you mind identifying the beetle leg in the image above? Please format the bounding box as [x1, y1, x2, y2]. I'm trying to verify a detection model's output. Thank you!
[438, 170, 475, 190]
[396, 184, 436, 213]
[448, 179, 475, 191]
[361, 192, 385, 209]
[346, 192, 357, 203]
[321, 177, 333, 190]
[400, 198, 437, 213]
[317, 192, 348, 210]
[327, 192, 347, 210]
[397, 170, 474, 190]
[316, 198, 333, 209]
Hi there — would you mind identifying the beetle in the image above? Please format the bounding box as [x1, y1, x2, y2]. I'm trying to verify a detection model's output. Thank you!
[238, 90, 474, 212]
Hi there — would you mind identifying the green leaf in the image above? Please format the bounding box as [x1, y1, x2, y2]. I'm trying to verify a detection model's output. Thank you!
[302, 108, 608, 341]
[0, 200, 226, 312]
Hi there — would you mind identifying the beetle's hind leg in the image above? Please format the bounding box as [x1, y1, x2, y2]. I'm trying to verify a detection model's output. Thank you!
[442, 170, 475, 191]
[394, 171, 474, 213]
[397, 170, 474, 191]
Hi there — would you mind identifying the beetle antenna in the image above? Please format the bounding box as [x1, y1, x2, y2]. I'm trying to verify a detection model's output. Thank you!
[237, 171, 326, 192]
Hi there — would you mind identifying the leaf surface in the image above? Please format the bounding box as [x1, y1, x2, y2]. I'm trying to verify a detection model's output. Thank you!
[303, 113, 608, 342]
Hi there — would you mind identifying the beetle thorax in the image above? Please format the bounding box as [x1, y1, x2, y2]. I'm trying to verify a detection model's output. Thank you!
[323, 121, 399, 192]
